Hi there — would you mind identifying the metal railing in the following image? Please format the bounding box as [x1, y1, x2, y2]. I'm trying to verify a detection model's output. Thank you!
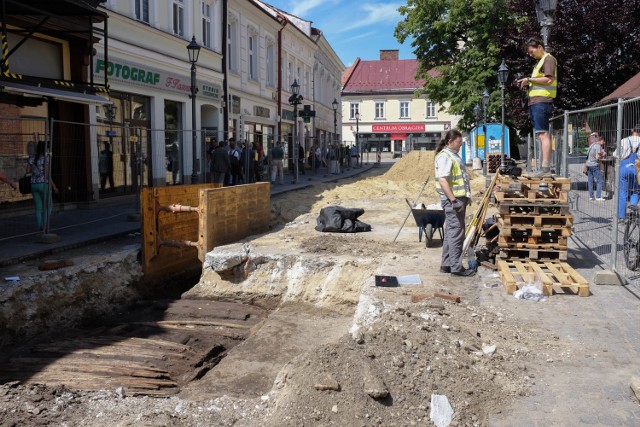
[550, 96, 640, 285]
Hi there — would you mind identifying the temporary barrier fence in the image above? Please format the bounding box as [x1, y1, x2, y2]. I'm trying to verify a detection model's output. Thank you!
[550, 96, 640, 286]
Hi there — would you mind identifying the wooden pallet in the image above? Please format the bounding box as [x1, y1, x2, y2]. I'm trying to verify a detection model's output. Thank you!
[497, 175, 571, 190]
[498, 202, 571, 216]
[495, 176, 570, 203]
[497, 259, 590, 296]
[498, 234, 568, 249]
[498, 214, 573, 228]
[498, 247, 568, 261]
[500, 225, 572, 238]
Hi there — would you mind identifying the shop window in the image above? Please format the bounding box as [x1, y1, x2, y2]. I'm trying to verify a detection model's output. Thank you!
[135, 0, 149, 23]
[400, 101, 410, 119]
[426, 100, 436, 118]
[165, 100, 183, 185]
[172, 0, 184, 37]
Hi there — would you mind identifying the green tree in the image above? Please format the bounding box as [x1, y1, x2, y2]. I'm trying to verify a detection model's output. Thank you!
[396, 0, 640, 133]
[395, 0, 515, 130]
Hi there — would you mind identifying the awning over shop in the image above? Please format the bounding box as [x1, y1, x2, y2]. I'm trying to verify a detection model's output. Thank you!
[0, 81, 111, 105]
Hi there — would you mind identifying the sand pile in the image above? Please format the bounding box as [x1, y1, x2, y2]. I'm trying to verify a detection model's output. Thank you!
[271, 152, 490, 224]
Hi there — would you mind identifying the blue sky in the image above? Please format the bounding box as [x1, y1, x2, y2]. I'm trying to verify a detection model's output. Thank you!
[264, 0, 415, 67]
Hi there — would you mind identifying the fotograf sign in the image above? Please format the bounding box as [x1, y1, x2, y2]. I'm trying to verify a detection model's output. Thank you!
[94, 55, 221, 101]
[372, 123, 425, 133]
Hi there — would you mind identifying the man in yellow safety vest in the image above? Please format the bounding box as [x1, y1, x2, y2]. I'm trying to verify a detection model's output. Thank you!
[517, 37, 557, 178]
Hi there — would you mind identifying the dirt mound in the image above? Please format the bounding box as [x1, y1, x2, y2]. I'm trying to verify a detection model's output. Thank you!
[383, 150, 436, 182]
[265, 300, 556, 427]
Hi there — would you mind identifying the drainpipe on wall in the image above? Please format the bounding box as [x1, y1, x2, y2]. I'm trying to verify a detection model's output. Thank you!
[222, 0, 229, 141]
[276, 14, 288, 166]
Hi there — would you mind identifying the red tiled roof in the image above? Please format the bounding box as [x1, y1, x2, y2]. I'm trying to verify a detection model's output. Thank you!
[342, 59, 437, 93]
[599, 70, 640, 104]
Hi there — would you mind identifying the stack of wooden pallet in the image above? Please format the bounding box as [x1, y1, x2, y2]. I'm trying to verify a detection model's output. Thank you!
[493, 174, 589, 296]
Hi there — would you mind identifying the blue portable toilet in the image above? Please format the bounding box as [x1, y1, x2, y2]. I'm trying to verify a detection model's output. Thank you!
[462, 123, 510, 164]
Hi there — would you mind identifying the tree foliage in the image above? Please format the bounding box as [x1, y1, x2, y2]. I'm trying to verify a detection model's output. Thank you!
[396, 0, 640, 133]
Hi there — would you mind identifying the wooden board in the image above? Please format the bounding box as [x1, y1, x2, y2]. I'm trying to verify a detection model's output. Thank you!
[500, 225, 572, 237]
[498, 235, 568, 249]
[498, 202, 571, 216]
[498, 214, 573, 228]
[494, 189, 568, 203]
[498, 247, 568, 261]
[497, 259, 590, 296]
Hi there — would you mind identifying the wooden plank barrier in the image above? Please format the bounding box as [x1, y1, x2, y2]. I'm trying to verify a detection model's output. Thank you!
[198, 183, 271, 262]
[141, 184, 219, 280]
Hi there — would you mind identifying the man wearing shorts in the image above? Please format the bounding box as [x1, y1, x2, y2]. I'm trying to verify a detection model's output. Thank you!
[517, 37, 557, 178]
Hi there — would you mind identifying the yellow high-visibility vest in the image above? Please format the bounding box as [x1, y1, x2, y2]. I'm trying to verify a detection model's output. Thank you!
[435, 149, 467, 198]
[529, 53, 557, 98]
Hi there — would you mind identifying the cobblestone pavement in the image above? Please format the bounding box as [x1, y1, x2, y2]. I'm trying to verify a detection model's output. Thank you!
[483, 238, 640, 426]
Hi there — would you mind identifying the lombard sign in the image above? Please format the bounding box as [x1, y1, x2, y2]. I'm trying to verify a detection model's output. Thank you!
[372, 123, 425, 133]
[94, 55, 221, 101]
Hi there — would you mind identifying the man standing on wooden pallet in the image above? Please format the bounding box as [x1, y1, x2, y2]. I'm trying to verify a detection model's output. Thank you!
[517, 37, 557, 178]
[435, 129, 475, 277]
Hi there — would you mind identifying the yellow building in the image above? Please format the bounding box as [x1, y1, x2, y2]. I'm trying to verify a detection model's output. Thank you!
[341, 50, 460, 156]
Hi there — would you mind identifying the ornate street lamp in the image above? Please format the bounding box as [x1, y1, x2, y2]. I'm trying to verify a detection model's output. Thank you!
[535, 0, 558, 50]
[481, 89, 490, 175]
[187, 36, 201, 184]
[497, 60, 509, 174]
[289, 79, 304, 182]
[473, 103, 481, 160]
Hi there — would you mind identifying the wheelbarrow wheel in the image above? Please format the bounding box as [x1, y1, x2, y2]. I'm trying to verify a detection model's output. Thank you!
[425, 224, 434, 247]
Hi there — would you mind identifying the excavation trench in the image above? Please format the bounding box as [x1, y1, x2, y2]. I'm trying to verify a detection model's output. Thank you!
[0, 240, 366, 400]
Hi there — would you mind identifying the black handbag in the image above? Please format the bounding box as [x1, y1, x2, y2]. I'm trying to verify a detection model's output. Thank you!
[18, 174, 31, 194]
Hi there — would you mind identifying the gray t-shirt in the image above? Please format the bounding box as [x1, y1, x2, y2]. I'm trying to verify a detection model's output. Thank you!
[586, 143, 603, 167]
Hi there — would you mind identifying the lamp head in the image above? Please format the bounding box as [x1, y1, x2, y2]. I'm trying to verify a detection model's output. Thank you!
[187, 36, 201, 64]
[535, 0, 557, 24]
[332, 98, 338, 111]
[291, 79, 300, 96]
[473, 103, 481, 121]
[482, 89, 490, 109]
[497, 60, 509, 87]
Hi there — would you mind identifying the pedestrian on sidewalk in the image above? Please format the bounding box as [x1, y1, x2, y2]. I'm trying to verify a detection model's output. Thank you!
[614, 124, 640, 219]
[297, 142, 306, 175]
[98, 141, 114, 192]
[586, 135, 605, 201]
[517, 37, 557, 178]
[229, 140, 241, 185]
[211, 141, 231, 185]
[270, 141, 284, 184]
[435, 129, 475, 277]
[28, 140, 58, 231]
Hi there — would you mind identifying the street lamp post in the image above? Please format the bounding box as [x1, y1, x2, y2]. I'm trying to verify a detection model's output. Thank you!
[473, 103, 481, 159]
[332, 98, 338, 173]
[535, 0, 558, 50]
[481, 89, 490, 176]
[187, 36, 201, 184]
[497, 59, 510, 174]
[289, 79, 304, 183]
[355, 112, 360, 168]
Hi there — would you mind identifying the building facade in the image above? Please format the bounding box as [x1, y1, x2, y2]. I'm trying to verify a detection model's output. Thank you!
[312, 30, 343, 148]
[341, 50, 460, 156]
[97, 0, 225, 188]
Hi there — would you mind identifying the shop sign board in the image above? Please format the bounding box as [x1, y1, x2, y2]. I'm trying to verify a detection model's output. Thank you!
[372, 123, 425, 133]
[94, 55, 221, 101]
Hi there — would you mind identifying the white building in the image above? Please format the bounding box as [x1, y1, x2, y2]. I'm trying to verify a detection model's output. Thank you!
[97, 0, 225, 186]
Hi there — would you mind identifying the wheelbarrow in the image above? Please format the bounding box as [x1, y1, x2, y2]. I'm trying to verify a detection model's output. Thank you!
[406, 199, 445, 247]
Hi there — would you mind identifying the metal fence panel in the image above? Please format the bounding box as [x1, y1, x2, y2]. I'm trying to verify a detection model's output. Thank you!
[556, 97, 640, 286]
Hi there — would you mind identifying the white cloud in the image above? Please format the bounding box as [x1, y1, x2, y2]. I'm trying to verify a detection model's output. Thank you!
[339, 3, 402, 32]
[289, 0, 338, 17]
